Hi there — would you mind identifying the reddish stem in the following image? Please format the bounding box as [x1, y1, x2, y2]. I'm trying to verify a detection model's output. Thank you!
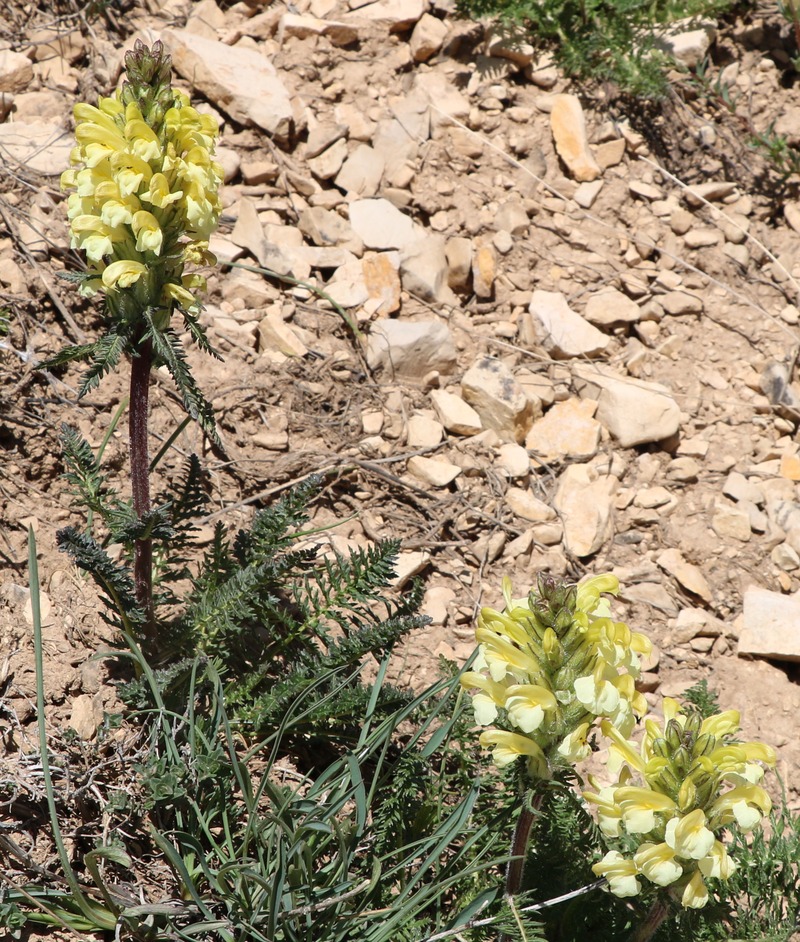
[500, 790, 543, 942]
[130, 336, 155, 642]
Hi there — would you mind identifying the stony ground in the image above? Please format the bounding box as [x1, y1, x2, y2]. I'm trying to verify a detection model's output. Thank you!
[3, 0, 800, 925]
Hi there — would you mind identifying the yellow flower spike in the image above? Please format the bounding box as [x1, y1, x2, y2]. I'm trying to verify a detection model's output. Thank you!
[633, 842, 683, 886]
[592, 851, 641, 898]
[681, 870, 709, 909]
[132, 210, 163, 255]
[102, 259, 147, 289]
[665, 809, 715, 860]
[504, 684, 557, 733]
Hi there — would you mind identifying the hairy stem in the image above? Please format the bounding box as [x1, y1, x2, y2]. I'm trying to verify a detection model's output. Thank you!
[628, 895, 671, 942]
[500, 789, 543, 942]
[130, 336, 154, 641]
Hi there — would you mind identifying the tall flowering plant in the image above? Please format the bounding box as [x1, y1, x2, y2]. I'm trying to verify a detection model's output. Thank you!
[46, 41, 223, 639]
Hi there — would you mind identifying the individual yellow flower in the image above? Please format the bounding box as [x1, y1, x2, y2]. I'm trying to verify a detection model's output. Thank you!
[479, 730, 548, 779]
[633, 842, 682, 886]
[102, 259, 147, 288]
[592, 851, 640, 898]
[681, 870, 709, 909]
[132, 210, 163, 255]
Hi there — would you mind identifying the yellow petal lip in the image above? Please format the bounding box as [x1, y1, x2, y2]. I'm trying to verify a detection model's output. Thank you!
[102, 259, 147, 289]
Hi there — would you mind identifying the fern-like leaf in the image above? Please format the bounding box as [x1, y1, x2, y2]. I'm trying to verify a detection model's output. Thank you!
[78, 330, 128, 397]
[56, 526, 145, 630]
[146, 318, 219, 445]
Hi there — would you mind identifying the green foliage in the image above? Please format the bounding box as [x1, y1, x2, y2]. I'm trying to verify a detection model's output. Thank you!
[455, 0, 740, 97]
[680, 679, 720, 719]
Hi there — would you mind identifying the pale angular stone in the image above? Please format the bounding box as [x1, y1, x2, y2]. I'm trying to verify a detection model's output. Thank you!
[335, 144, 385, 196]
[672, 607, 725, 643]
[683, 181, 737, 207]
[472, 242, 495, 299]
[739, 587, 800, 663]
[258, 310, 308, 357]
[163, 28, 295, 143]
[553, 463, 618, 557]
[550, 94, 601, 183]
[573, 364, 681, 447]
[307, 137, 348, 180]
[661, 291, 704, 315]
[430, 389, 482, 435]
[656, 548, 712, 603]
[413, 71, 470, 137]
[405, 411, 444, 449]
[306, 121, 348, 159]
[231, 198, 292, 274]
[409, 13, 448, 62]
[711, 500, 752, 542]
[393, 549, 430, 587]
[494, 201, 529, 235]
[0, 49, 34, 92]
[506, 487, 554, 522]
[325, 258, 370, 307]
[400, 234, 451, 303]
[525, 398, 601, 464]
[584, 289, 641, 327]
[407, 455, 462, 487]
[496, 443, 531, 478]
[349, 198, 422, 250]
[345, 0, 426, 32]
[596, 138, 626, 169]
[362, 251, 401, 314]
[574, 179, 603, 208]
[622, 582, 679, 616]
[0, 120, 73, 175]
[68, 694, 102, 740]
[527, 290, 610, 359]
[278, 12, 358, 45]
[461, 357, 535, 444]
[299, 207, 363, 253]
[445, 237, 473, 291]
[0, 258, 25, 295]
[723, 471, 764, 506]
[654, 19, 716, 69]
[486, 28, 534, 66]
[367, 319, 456, 377]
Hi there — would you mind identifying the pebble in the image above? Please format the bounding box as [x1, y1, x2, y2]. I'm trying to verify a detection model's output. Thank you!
[549, 94, 601, 182]
[683, 228, 721, 249]
[584, 288, 641, 326]
[409, 13, 448, 62]
[723, 471, 765, 505]
[407, 455, 462, 487]
[711, 499, 752, 542]
[335, 144, 385, 196]
[621, 582, 679, 616]
[496, 443, 531, 478]
[349, 198, 422, 250]
[656, 548, 712, 602]
[573, 364, 681, 447]
[526, 289, 610, 358]
[406, 414, 444, 447]
[367, 319, 457, 378]
[659, 290, 704, 315]
[553, 463, 618, 557]
[472, 242, 496, 298]
[400, 234, 453, 303]
[430, 389, 483, 435]
[461, 356, 534, 443]
[505, 487, 555, 522]
[525, 397, 602, 465]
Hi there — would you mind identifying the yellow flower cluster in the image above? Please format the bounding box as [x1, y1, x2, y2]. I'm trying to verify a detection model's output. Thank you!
[585, 698, 776, 908]
[61, 83, 222, 308]
[461, 574, 651, 779]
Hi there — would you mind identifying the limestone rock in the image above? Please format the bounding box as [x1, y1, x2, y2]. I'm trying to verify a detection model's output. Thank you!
[335, 144, 385, 196]
[584, 288, 641, 327]
[445, 237, 473, 291]
[526, 290, 610, 359]
[525, 398, 601, 465]
[0, 120, 73, 175]
[299, 206, 363, 253]
[400, 234, 452, 303]
[349, 198, 422, 250]
[654, 19, 716, 70]
[711, 499, 752, 542]
[306, 121, 348, 159]
[406, 414, 444, 447]
[739, 587, 800, 663]
[409, 12, 448, 62]
[278, 12, 358, 45]
[472, 242, 495, 299]
[68, 694, 102, 740]
[573, 364, 681, 447]
[430, 389, 482, 435]
[163, 28, 295, 144]
[496, 443, 531, 478]
[231, 198, 292, 275]
[258, 310, 308, 357]
[367, 319, 456, 377]
[413, 71, 470, 138]
[553, 463, 618, 557]
[307, 138, 348, 180]
[345, 0, 427, 32]
[660, 291, 704, 315]
[506, 487, 555, 522]
[0, 49, 34, 92]
[621, 582, 679, 616]
[407, 455, 461, 487]
[656, 548, 712, 603]
[362, 251, 401, 314]
[550, 94, 601, 183]
[461, 357, 535, 444]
